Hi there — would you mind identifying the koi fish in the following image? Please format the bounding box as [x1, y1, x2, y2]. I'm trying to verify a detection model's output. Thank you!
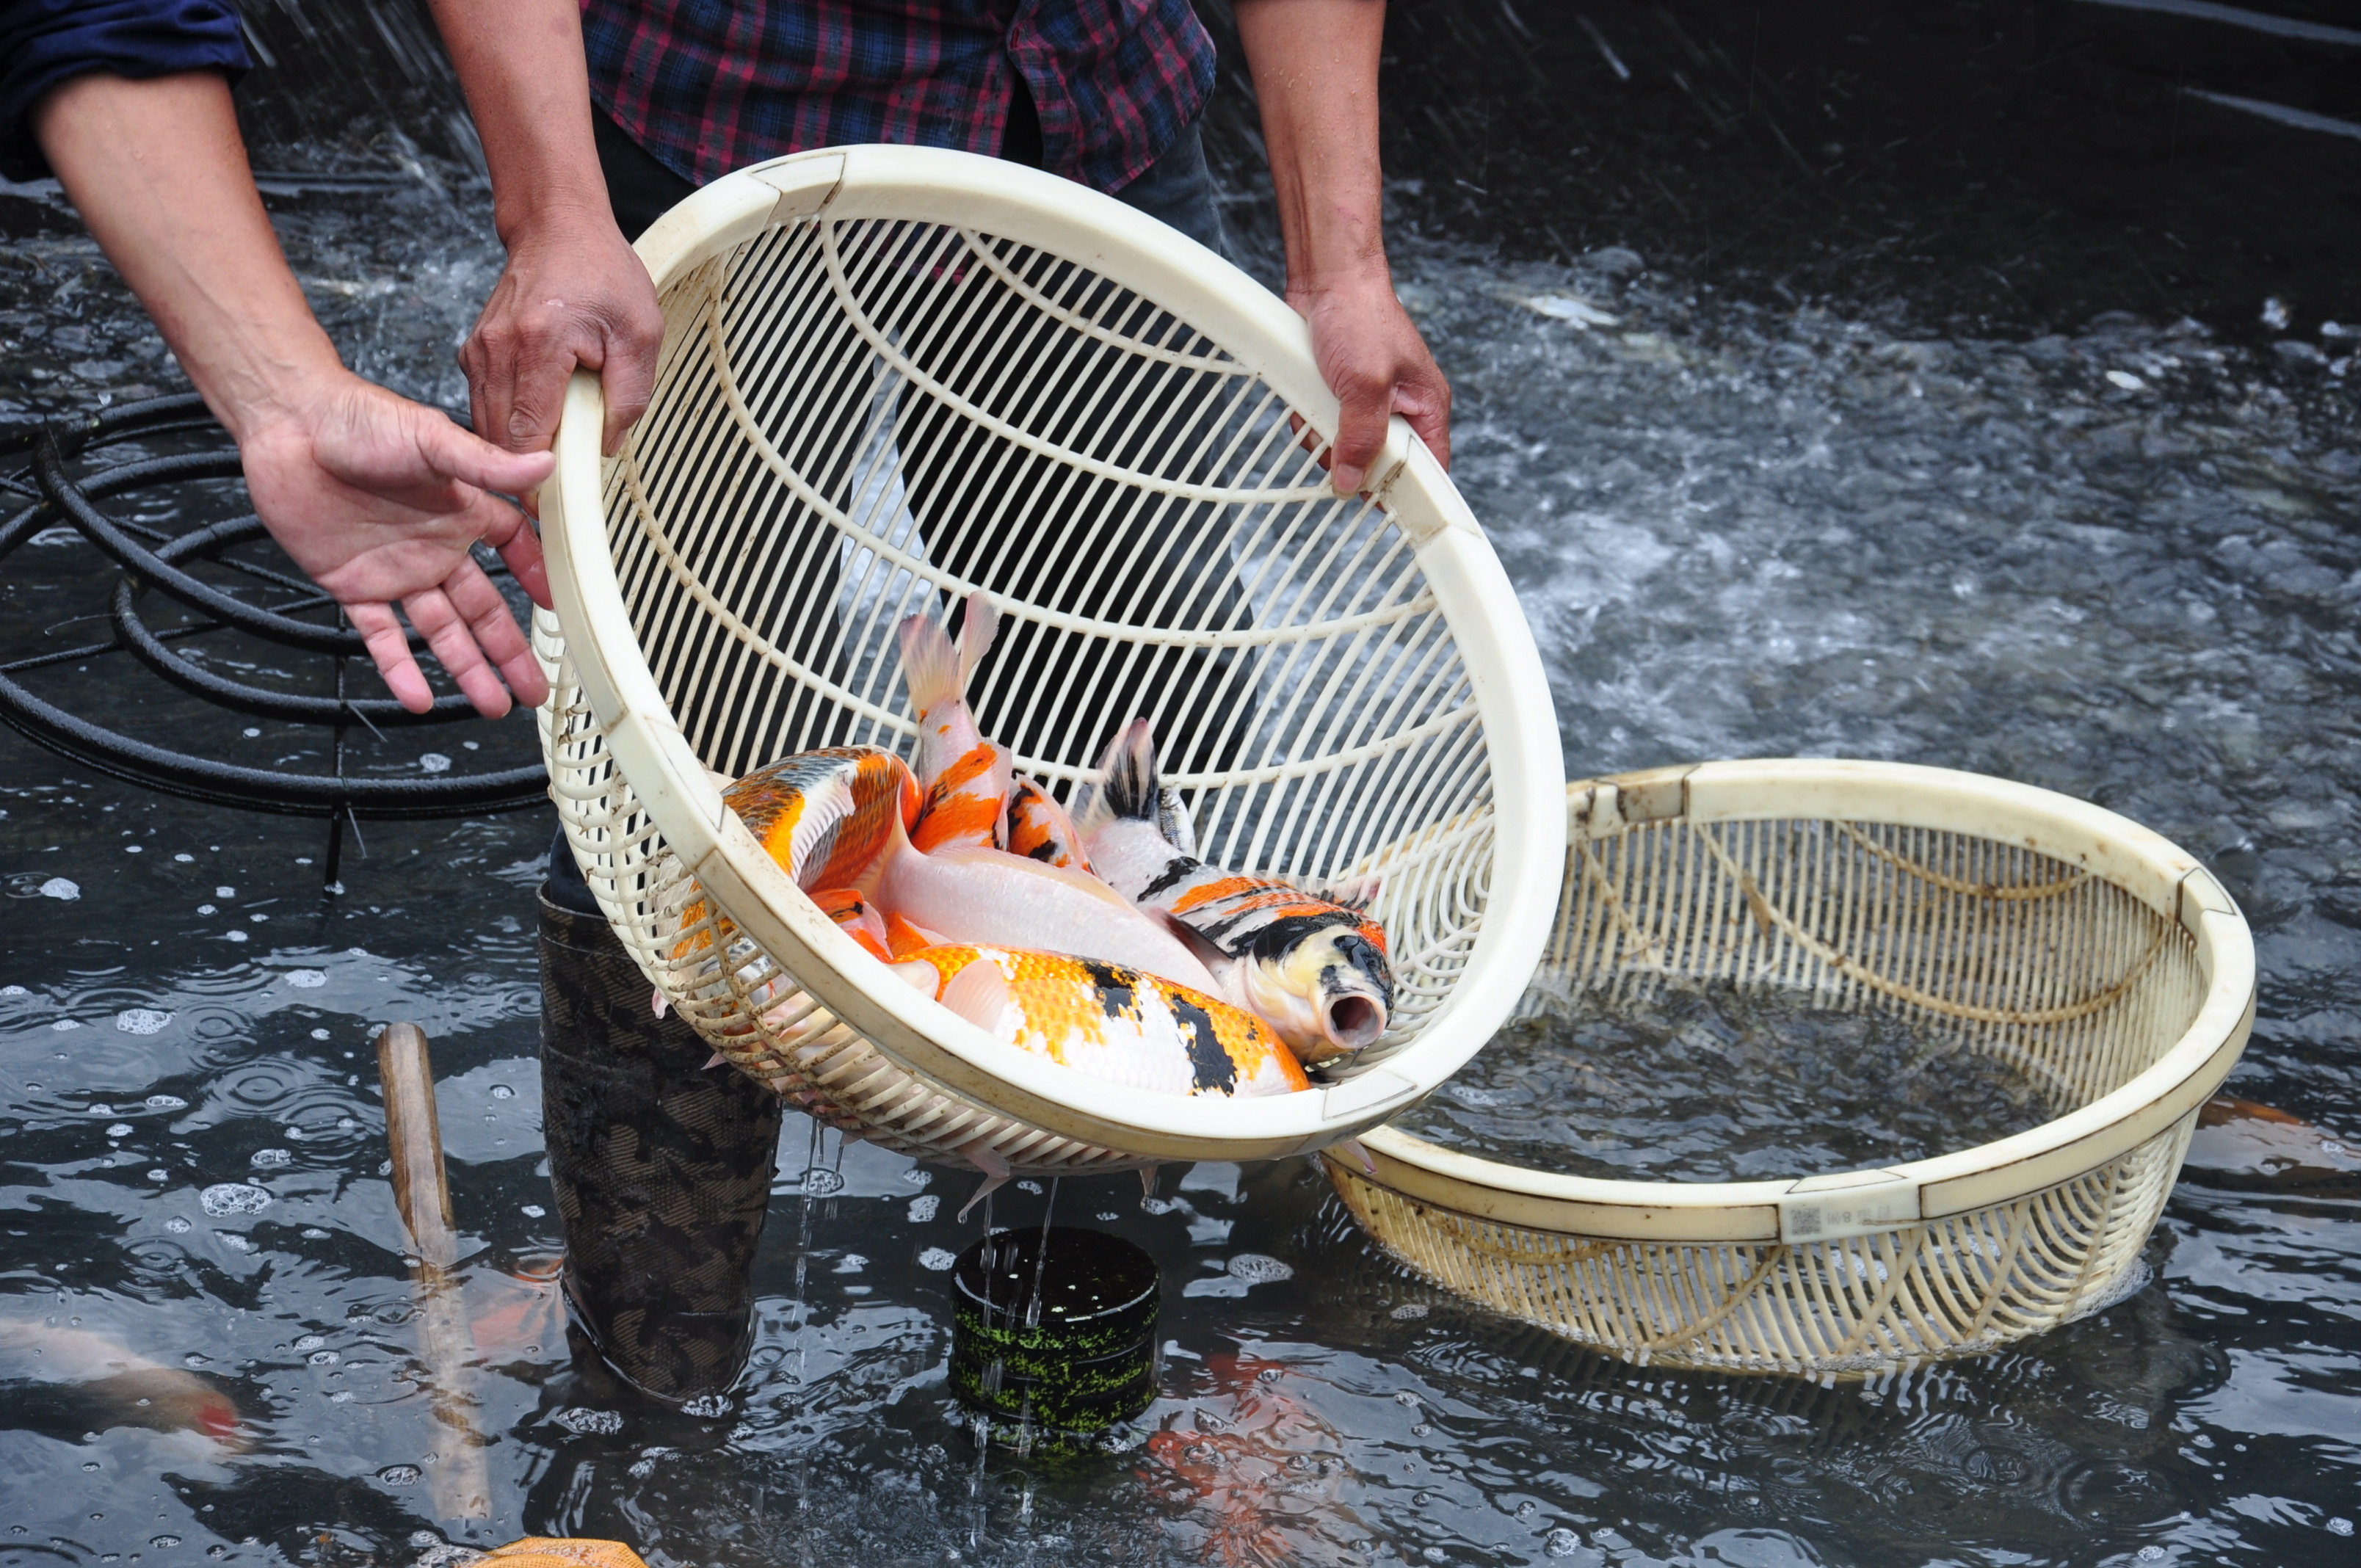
[476, 1539, 653, 1568]
[901, 595, 1012, 854]
[1006, 775, 1093, 872]
[468, 1254, 567, 1366]
[670, 747, 924, 987]
[693, 746, 1219, 991]
[0, 1319, 242, 1446]
[811, 887, 893, 963]
[2184, 1094, 2361, 1195]
[888, 945, 1308, 1099]
[1140, 1351, 1352, 1568]
[1075, 719, 1394, 1064]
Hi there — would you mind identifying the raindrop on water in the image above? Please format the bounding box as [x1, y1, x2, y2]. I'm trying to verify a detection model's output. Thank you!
[552, 1407, 624, 1436]
[106, 1124, 132, 1138]
[1225, 1254, 1293, 1284]
[521, 1205, 545, 1218]
[39, 878, 79, 901]
[117, 1009, 172, 1035]
[1543, 1528, 1583, 1558]
[224, 931, 249, 944]
[199, 1183, 271, 1217]
[250, 1148, 291, 1168]
[293, 1335, 324, 1351]
[377, 1464, 422, 1487]
[164, 1216, 191, 1233]
[902, 1168, 932, 1186]
[145, 1095, 186, 1111]
[418, 753, 451, 774]
[490, 1084, 515, 1100]
[918, 1246, 957, 1271]
[310, 1028, 330, 1040]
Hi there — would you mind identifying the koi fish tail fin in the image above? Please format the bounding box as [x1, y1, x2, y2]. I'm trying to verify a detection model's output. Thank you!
[1076, 717, 1160, 836]
[896, 608, 963, 718]
[955, 592, 998, 687]
[957, 1137, 1014, 1222]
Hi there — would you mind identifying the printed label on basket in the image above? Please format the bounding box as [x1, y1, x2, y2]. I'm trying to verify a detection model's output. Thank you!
[1777, 1171, 1921, 1244]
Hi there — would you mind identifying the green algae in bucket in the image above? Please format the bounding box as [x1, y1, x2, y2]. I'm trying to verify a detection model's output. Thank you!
[951, 1226, 1159, 1449]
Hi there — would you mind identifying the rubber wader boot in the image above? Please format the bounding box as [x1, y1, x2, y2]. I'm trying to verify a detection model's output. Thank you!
[537, 862, 783, 1403]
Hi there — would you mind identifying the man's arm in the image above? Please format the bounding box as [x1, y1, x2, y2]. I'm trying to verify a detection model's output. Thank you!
[425, 0, 662, 457]
[34, 70, 556, 716]
[1233, 0, 1448, 495]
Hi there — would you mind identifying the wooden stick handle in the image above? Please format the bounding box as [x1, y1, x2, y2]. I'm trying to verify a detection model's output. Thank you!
[377, 1021, 458, 1271]
[373, 1021, 489, 1522]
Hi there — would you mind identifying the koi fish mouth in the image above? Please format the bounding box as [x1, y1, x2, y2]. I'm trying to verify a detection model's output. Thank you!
[1325, 992, 1386, 1052]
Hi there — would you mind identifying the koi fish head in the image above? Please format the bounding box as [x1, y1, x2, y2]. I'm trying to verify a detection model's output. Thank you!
[1241, 923, 1394, 1064]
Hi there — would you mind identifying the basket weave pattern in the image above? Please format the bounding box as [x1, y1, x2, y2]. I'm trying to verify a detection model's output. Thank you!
[1327, 770, 2247, 1374]
[532, 150, 1563, 1173]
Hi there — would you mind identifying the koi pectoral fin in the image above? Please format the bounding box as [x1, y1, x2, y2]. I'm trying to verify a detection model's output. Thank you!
[957, 1137, 1013, 1222]
[938, 958, 1022, 1041]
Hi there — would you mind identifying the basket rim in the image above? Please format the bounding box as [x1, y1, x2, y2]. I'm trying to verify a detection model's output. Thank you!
[1349, 758, 2257, 1244]
[538, 143, 1567, 1163]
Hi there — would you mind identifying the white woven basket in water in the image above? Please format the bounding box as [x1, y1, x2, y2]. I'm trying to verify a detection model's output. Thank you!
[1327, 760, 2255, 1375]
[532, 145, 1563, 1175]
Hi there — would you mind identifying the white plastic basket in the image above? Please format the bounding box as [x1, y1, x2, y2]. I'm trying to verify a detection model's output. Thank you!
[1325, 761, 2256, 1375]
[532, 145, 1563, 1175]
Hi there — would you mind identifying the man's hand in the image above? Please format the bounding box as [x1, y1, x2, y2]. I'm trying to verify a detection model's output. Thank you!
[1235, 0, 1451, 495]
[35, 70, 558, 720]
[428, 0, 661, 458]
[460, 211, 661, 458]
[240, 374, 557, 716]
[1294, 273, 1451, 495]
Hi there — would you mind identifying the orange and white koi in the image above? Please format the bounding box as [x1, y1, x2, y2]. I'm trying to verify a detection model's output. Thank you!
[901, 594, 1012, 854]
[888, 945, 1308, 1099]
[697, 744, 1220, 990]
[1076, 719, 1394, 1065]
[1140, 1351, 1351, 1568]
[1005, 775, 1094, 872]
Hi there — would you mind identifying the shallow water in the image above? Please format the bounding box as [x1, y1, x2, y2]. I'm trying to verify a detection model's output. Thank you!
[4, 3, 2360, 1566]
[1399, 983, 2058, 1183]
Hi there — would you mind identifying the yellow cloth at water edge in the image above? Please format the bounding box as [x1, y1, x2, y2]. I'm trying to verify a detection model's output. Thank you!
[479, 1541, 650, 1568]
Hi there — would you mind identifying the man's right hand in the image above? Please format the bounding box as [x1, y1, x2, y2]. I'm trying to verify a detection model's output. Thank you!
[239, 371, 559, 716]
[460, 210, 662, 460]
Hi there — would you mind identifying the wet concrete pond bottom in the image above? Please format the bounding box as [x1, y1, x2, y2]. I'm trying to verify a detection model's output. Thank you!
[2, 1, 2359, 1564]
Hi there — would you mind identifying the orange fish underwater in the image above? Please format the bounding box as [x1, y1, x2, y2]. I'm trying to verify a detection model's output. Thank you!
[1141, 1351, 1354, 1568]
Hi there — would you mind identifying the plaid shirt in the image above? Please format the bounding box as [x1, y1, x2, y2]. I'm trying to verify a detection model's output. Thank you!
[581, 0, 1216, 196]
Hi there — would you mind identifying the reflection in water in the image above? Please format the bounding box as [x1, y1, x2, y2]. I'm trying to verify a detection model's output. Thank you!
[1, 1, 2357, 1564]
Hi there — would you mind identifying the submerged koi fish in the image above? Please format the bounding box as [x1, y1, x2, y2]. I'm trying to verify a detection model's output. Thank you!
[0, 1319, 242, 1447]
[1140, 1351, 1352, 1568]
[901, 595, 1012, 854]
[888, 944, 1308, 1099]
[693, 744, 1219, 990]
[1076, 719, 1394, 1064]
[1006, 775, 1094, 872]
